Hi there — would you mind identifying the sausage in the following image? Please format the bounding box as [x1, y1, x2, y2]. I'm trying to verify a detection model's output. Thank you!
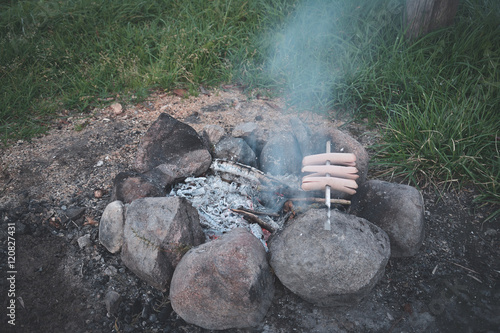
[301, 176, 358, 195]
[301, 165, 359, 180]
[302, 153, 356, 166]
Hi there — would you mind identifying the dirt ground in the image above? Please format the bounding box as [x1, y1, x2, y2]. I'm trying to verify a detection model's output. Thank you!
[1, 87, 499, 333]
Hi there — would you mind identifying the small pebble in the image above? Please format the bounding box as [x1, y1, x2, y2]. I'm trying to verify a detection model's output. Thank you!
[77, 234, 92, 249]
[104, 266, 118, 276]
[111, 102, 123, 115]
[105, 290, 121, 315]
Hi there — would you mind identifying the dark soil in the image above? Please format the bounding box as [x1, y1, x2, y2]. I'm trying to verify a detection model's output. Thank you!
[1, 90, 499, 333]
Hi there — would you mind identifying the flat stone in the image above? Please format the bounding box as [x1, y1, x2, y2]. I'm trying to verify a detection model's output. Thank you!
[232, 122, 258, 137]
[105, 290, 121, 315]
[65, 206, 86, 221]
[121, 197, 205, 291]
[350, 180, 425, 257]
[269, 209, 390, 307]
[170, 228, 274, 330]
[99, 201, 125, 253]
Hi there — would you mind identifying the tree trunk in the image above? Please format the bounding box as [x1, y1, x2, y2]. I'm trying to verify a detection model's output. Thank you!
[405, 0, 459, 40]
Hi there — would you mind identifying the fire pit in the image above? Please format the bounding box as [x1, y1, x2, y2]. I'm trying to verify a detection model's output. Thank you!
[99, 113, 425, 331]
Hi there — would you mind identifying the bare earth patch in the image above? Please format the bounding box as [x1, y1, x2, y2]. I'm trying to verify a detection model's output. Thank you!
[1, 87, 498, 333]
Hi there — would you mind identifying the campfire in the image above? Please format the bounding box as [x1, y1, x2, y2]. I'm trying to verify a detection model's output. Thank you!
[169, 141, 359, 247]
[168, 173, 280, 249]
[99, 113, 425, 331]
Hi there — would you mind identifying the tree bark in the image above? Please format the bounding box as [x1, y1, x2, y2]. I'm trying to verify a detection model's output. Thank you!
[405, 0, 459, 40]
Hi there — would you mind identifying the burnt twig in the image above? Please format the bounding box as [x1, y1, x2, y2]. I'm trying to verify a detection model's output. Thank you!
[211, 159, 293, 191]
[230, 208, 276, 233]
[235, 206, 280, 217]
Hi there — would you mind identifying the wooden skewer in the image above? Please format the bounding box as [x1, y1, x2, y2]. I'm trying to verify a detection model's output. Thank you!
[325, 141, 331, 231]
[289, 197, 351, 205]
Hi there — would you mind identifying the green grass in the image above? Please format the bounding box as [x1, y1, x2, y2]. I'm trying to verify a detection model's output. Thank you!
[1, 0, 498, 216]
[0, 0, 272, 140]
[343, 0, 499, 219]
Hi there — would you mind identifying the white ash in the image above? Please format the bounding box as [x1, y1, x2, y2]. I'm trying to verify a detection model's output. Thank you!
[168, 175, 269, 248]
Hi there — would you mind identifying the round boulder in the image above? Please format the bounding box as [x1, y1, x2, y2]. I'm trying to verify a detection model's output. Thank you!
[121, 197, 205, 291]
[260, 131, 302, 176]
[170, 228, 274, 330]
[269, 209, 390, 307]
[350, 180, 425, 257]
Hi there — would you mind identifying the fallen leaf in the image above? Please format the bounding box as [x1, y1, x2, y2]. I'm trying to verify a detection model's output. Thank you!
[172, 89, 188, 97]
[83, 216, 98, 226]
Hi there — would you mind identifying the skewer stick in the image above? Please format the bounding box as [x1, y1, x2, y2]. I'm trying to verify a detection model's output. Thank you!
[288, 197, 351, 205]
[325, 141, 331, 231]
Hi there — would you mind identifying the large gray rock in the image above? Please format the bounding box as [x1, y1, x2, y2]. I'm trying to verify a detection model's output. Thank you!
[170, 228, 274, 330]
[269, 209, 390, 307]
[111, 171, 164, 204]
[134, 113, 212, 187]
[121, 197, 205, 291]
[214, 137, 258, 167]
[99, 200, 125, 253]
[260, 132, 302, 176]
[350, 180, 425, 257]
[233, 122, 267, 158]
[289, 117, 329, 157]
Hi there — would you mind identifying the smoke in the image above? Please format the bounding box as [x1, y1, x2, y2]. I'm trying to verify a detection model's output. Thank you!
[267, 0, 345, 112]
[266, 0, 404, 113]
